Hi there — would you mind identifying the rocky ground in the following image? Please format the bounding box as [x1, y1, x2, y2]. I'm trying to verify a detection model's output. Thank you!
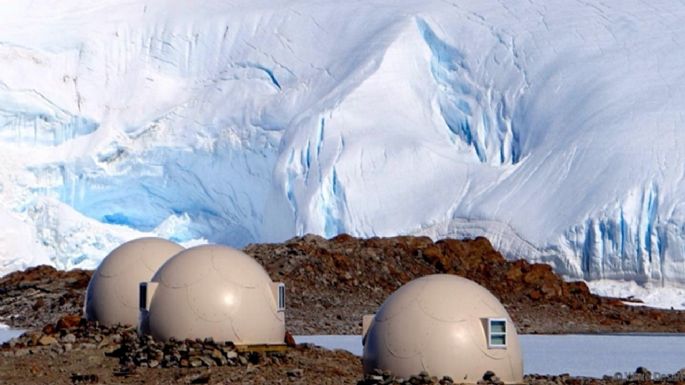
[2, 234, 685, 384]
[0, 314, 361, 385]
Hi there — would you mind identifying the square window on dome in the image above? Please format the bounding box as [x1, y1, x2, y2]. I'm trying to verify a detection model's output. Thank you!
[488, 318, 507, 349]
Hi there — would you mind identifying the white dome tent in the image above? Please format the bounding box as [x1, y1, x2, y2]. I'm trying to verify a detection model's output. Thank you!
[84, 237, 184, 327]
[362, 274, 523, 383]
[139, 244, 286, 345]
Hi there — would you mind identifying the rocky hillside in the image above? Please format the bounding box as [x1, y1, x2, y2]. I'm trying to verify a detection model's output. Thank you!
[0, 265, 91, 328]
[2, 235, 685, 334]
[248, 234, 685, 334]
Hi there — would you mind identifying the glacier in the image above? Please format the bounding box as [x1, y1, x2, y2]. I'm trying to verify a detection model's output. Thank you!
[1, 0, 685, 305]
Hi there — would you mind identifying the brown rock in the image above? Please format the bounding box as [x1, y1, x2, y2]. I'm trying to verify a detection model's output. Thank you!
[421, 245, 449, 271]
[331, 233, 355, 243]
[540, 282, 561, 298]
[284, 331, 296, 347]
[42, 323, 56, 335]
[528, 290, 542, 301]
[32, 298, 45, 311]
[523, 264, 554, 285]
[38, 335, 58, 346]
[287, 368, 304, 378]
[56, 314, 82, 331]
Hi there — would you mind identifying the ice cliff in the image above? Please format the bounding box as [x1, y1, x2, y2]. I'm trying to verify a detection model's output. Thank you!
[2, 0, 685, 303]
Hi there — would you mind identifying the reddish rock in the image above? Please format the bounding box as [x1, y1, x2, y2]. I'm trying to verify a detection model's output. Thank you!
[56, 314, 83, 331]
[284, 331, 296, 347]
[41, 323, 56, 335]
[32, 298, 45, 311]
[540, 282, 562, 298]
[523, 264, 554, 285]
[331, 233, 355, 243]
[505, 265, 524, 282]
[528, 290, 542, 301]
[420, 245, 449, 271]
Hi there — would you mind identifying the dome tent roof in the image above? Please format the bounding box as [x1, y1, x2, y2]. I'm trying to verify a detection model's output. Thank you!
[84, 237, 184, 327]
[141, 244, 285, 345]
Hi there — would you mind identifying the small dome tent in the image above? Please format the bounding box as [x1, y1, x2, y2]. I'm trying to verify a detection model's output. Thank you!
[362, 274, 523, 383]
[84, 237, 184, 327]
[139, 244, 286, 345]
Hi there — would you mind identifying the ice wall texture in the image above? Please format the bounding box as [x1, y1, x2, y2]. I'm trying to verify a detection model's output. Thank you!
[1, 1, 685, 289]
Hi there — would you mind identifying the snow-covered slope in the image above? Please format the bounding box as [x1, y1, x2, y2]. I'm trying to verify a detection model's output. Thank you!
[1, 0, 685, 302]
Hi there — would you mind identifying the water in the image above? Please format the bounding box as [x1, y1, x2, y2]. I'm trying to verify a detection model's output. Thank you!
[521, 334, 685, 377]
[297, 335, 363, 356]
[0, 324, 23, 343]
[295, 334, 685, 378]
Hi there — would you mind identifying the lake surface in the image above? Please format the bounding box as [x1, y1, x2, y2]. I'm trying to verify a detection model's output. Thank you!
[296, 334, 685, 378]
[0, 325, 23, 343]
